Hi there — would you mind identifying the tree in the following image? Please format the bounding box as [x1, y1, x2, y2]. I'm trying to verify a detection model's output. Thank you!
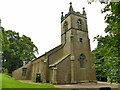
[92, 1, 120, 83]
[92, 35, 119, 83]
[2, 29, 38, 74]
[0, 26, 3, 69]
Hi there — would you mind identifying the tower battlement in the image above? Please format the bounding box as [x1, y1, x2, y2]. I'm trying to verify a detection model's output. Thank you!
[61, 2, 86, 23]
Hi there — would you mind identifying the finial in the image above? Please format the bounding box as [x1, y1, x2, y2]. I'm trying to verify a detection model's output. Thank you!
[61, 12, 64, 23]
[83, 7, 85, 10]
[70, 2, 72, 6]
[82, 7, 86, 15]
[61, 12, 63, 15]
[69, 2, 74, 13]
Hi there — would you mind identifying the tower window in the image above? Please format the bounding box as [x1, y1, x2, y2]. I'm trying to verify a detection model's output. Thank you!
[63, 21, 68, 32]
[77, 19, 82, 30]
[80, 38, 83, 43]
[79, 54, 85, 68]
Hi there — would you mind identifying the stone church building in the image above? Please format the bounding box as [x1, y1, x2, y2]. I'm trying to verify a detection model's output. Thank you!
[12, 2, 96, 84]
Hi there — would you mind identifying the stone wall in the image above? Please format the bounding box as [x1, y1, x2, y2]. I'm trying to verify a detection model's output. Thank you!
[12, 62, 32, 80]
[56, 55, 71, 84]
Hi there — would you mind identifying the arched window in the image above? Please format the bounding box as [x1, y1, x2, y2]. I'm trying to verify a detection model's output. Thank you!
[79, 54, 85, 68]
[63, 21, 68, 32]
[77, 19, 82, 30]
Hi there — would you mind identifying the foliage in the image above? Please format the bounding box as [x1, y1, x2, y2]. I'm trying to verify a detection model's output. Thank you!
[0, 28, 2, 52]
[1, 29, 38, 74]
[92, 2, 120, 83]
[1, 73, 55, 88]
[0, 27, 3, 67]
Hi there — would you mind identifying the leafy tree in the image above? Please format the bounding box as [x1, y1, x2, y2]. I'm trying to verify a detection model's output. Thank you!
[0, 26, 3, 68]
[0, 19, 1, 50]
[92, 35, 119, 83]
[92, 1, 120, 83]
[2, 29, 38, 74]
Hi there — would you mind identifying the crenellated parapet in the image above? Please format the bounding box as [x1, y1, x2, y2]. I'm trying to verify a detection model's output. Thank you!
[61, 2, 87, 23]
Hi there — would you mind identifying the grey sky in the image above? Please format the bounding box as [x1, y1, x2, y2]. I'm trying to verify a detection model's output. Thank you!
[0, 0, 107, 56]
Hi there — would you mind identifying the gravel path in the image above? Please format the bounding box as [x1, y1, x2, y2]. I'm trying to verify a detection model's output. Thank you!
[54, 82, 120, 89]
[19, 80, 37, 84]
[19, 80, 120, 89]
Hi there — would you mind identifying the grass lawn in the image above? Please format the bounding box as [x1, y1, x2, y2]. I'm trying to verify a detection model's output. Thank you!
[0, 73, 55, 88]
[1, 73, 119, 90]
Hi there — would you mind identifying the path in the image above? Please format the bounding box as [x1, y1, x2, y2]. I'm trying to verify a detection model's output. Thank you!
[19, 80, 120, 89]
[54, 82, 120, 89]
[19, 80, 37, 84]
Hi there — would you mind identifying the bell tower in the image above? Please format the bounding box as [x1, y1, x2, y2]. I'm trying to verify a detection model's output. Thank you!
[61, 2, 96, 83]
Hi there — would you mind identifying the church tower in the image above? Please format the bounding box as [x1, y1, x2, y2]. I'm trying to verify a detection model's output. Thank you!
[61, 2, 96, 83]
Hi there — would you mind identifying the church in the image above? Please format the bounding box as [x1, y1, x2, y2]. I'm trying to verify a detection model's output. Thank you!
[12, 2, 96, 84]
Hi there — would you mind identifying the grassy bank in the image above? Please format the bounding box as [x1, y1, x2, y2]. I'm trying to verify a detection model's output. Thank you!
[0, 73, 55, 88]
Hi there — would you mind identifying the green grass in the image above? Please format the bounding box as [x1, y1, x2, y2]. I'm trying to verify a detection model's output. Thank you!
[0, 73, 55, 88]
[1, 73, 120, 90]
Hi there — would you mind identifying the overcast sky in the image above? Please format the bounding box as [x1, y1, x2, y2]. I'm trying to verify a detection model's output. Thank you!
[0, 0, 107, 56]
